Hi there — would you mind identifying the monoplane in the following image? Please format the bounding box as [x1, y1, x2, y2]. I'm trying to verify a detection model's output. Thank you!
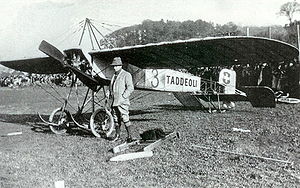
[0, 36, 298, 137]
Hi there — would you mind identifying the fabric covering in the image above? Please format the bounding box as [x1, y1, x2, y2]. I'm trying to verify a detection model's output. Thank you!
[90, 36, 299, 69]
[1, 36, 298, 74]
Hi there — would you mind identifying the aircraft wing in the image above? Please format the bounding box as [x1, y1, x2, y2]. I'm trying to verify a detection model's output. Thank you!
[90, 36, 299, 69]
[0, 57, 67, 74]
[0, 47, 89, 74]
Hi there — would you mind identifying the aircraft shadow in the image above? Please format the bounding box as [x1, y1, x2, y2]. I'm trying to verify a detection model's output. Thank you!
[0, 109, 158, 136]
[130, 109, 158, 122]
[0, 113, 41, 125]
[0, 113, 53, 134]
[153, 104, 204, 111]
[130, 109, 158, 116]
[0, 113, 104, 137]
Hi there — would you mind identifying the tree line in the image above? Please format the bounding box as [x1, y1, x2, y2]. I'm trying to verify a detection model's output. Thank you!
[101, 19, 298, 48]
[100, 1, 300, 48]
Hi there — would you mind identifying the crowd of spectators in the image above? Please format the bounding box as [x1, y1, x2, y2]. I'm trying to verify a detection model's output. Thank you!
[0, 73, 73, 88]
[191, 61, 300, 97]
[1, 61, 299, 97]
[234, 61, 300, 97]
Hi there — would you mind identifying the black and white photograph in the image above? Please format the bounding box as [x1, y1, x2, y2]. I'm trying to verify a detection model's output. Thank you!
[0, 0, 299, 187]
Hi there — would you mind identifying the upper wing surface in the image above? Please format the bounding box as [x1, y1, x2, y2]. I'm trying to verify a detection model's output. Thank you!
[90, 36, 299, 69]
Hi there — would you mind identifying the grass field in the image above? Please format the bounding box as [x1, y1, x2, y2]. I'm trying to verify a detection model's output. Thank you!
[0, 86, 299, 187]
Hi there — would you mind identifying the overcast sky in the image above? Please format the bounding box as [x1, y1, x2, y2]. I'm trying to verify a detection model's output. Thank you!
[0, 0, 296, 60]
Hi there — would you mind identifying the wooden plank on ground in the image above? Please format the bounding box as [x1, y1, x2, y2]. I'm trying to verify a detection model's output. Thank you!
[112, 139, 156, 154]
[112, 140, 140, 154]
[110, 151, 153, 162]
[192, 144, 292, 164]
[143, 132, 178, 151]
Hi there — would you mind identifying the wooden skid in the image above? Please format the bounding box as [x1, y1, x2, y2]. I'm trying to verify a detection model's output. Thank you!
[38, 113, 60, 127]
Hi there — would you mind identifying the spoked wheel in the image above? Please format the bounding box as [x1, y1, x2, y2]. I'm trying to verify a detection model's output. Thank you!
[90, 108, 114, 138]
[49, 107, 70, 134]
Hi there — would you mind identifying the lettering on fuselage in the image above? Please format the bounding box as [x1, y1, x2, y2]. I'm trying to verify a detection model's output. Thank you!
[164, 71, 200, 92]
[166, 75, 198, 88]
[144, 69, 201, 92]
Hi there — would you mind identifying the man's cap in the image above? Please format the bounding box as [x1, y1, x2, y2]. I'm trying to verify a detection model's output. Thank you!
[110, 57, 123, 66]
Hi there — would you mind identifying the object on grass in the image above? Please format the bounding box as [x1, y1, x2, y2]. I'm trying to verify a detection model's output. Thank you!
[2, 132, 23, 137]
[143, 131, 178, 151]
[110, 131, 179, 161]
[54, 180, 65, 188]
[192, 144, 292, 164]
[232, 128, 251, 133]
[7, 132, 23, 136]
[110, 151, 153, 161]
[112, 131, 178, 154]
[140, 128, 166, 141]
[277, 97, 300, 104]
[112, 140, 141, 154]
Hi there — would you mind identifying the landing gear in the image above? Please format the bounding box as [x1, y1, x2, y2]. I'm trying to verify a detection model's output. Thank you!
[49, 107, 70, 134]
[90, 108, 114, 138]
[36, 37, 113, 138]
[38, 83, 113, 137]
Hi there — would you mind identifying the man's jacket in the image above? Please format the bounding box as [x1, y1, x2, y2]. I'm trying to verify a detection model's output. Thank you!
[110, 69, 134, 106]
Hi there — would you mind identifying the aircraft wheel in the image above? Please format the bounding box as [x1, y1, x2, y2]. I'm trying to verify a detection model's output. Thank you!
[90, 108, 114, 138]
[49, 107, 70, 134]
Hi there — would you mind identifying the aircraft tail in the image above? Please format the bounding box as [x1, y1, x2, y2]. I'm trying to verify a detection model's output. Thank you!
[241, 86, 276, 108]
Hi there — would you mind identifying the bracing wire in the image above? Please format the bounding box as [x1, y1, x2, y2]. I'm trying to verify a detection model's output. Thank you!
[86, 20, 95, 50]
[89, 19, 123, 28]
[36, 83, 64, 104]
[89, 23, 115, 48]
[88, 22, 102, 50]
[52, 21, 83, 45]
[56, 26, 82, 46]
[48, 81, 65, 99]
[90, 20, 114, 32]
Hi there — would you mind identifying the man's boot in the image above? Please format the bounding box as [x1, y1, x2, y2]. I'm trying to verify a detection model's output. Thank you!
[112, 123, 120, 142]
[125, 122, 133, 142]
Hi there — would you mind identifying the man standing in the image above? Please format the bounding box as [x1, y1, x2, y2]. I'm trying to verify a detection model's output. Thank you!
[109, 57, 134, 142]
